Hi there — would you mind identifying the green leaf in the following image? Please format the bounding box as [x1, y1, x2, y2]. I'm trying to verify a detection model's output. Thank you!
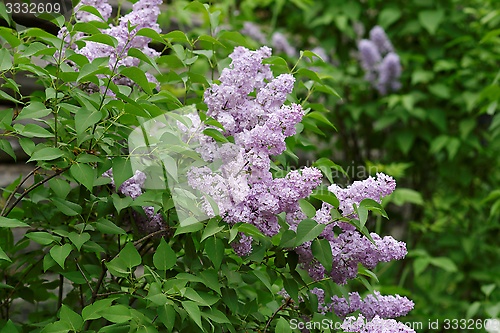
[59, 304, 83, 332]
[0, 217, 29, 228]
[0, 139, 16, 161]
[378, 7, 401, 28]
[16, 102, 52, 120]
[163, 30, 190, 43]
[481, 284, 496, 298]
[19, 123, 53, 138]
[82, 299, 114, 321]
[205, 236, 224, 269]
[294, 219, 325, 246]
[275, 317, 292, 333]
[305, 111, 336, 130]
[413, 257, 430, 277]
[120, 243, 142, 269]
[0, 319, 19, 333]
[128, 48, 161, 73]
[27, 147, 65, 162]
[95, 218, 126, 235]
[203, 128, 228, 143]
[49, 178, 71, 199]
[68, 232, 91, 251]
[0, 90, 20, 104]
[0, 246, 11, 262]
[311, 238, 332, 273]
[52, 198, 83, 216]
[153, 238, 176, 270]
[75, 107, 102, 138]
[82, 33, 118, 47]
[70, 163, 96, 191]
[112, 193, 133, 213]
[137, 27, 166, 43]
[429, 257, 457, 272]
[100, 305, 132, 323]
[199, 269, 221, 295]
[157, 304, 176, 331]
[26, 232, 61, 245]
[40, 321, 71, 333]
[418, 10, 444, 35]
[119, 67, 153, 95]
[390, 188, 424, 206]
[0, 27, 20, 47]
[50, 244, 73, 269]
[298, 199, 316, 218]
[310, 190, 339, 208]
[202, 308, 230, 324]
[201, 218, 224, 242]
[359, 198, 388, 219]
[252, 269, 272, 292]
[0, 48, 12, 71]
[181, 301, 202, 330]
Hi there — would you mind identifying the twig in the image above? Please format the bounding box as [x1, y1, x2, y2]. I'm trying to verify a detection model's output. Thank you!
[132, 228, 168, 246]
[90, 260, 107, 304]
[2, 167, 70, 217]
[57, 274, 64, 310]
[263, 298, 293, 333]
[75, 259, 94, 294]
[0, 166, 41, 216]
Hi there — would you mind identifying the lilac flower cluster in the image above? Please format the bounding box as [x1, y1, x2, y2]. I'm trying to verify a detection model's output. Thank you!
[329, 172, 396, 218]
[288, 172, 404, 284]
[358, 26, 402, 95]
[58, 0, 162, 89]
[186, 46, 322, 255]
[341, 315, 415, 333]
[103, 169, 165, 233]
[331, 291, 414, 320]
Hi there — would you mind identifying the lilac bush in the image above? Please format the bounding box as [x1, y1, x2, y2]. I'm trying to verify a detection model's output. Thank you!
[0, 1, 418, 331]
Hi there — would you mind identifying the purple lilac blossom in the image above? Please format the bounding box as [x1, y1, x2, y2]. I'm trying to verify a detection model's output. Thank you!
[328, 172, 396, 218]
[358, 39, 381, 83]
[186, 47, 322, 255]
[369, 26, 394, 54]
[341, 315, 416, 333]
[358, 26, 402, 95]
[291, 173, 404, 285]
[377, 53, 402, 95]
[331, 291, 414, 320]
[59, 0, 161, 90]
[271, 32, 297, 57]
[241, 22, 267, 44]
[103, 169, 165, 233]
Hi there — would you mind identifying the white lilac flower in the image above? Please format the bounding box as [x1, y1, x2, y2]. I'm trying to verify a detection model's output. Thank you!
[341, 315, 416, 333]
